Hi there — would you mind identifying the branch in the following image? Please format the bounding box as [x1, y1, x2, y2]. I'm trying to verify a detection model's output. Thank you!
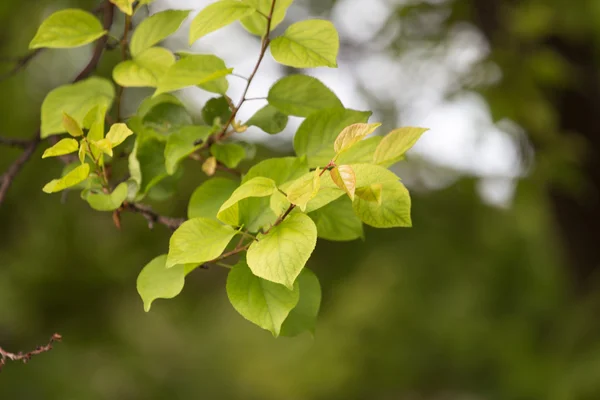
[0, 136, 31, 148]
[0, 49, 43, 82]
[122, 202, 185, 231]
[0, 1, 115, 207]
[0, 333, 62, 372]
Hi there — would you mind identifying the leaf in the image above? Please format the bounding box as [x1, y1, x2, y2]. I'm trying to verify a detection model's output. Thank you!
[280, 268, 322, 336]
[41, 77, 115, 138]
[188, 178, 239, 220]
[226, 258, 299, 337]
[303, 171, 344, 213]
[137, 255, 197, 312]
[91, 138, 113, 157]
[243, 157, 308, 186]
[164, 126, 213, 174]
[128, 135, 168, 200]
[247, 213, 317, 289]
[217, 177, 277, 226]
[29, 9, 107, 49]
[308, 196, 363, 241]
[210, 142, 245, 169]
[355, 184, 382, 205]
[42, 163, 90, 193]
[110, 0, 135, 15]
[83, 182, 129, 211]
[166, 218, 237, 268]
[293, 108, 372, 167]
[202, 156, 217, 176]
[62, 113, 83, 137]
[42, 138, 79, 159]
[268, 75, 342, 117]
[351, 163, 400, 187]
[334, 122, 381, 154]
[130, 9, 190, 56]
[106, 123, 134, 147]
[202, 97, 232, 125]
[285, 169, 321, 211]
[246, 104, 288, 134]
[113, 47, 175, 87]
[189, 0, 256, 44]
[137, 93, 183, 118]
[142, 103, 193, 134]
[373, 127, 429, 166]
[352, 180, 412, 228]
[155, 54, 232, 95]
[270, 20, 339, 68]
[336, 136, 382, 164]
[330, 165, 356, 200]
[240, 0, 293, 36]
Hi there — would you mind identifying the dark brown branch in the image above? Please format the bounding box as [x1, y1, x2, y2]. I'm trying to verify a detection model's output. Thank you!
[0, 1, 115, 207]
[0, 333, 62, 372]
[122, 202, 185, 231]
[0, 136, 31, 148]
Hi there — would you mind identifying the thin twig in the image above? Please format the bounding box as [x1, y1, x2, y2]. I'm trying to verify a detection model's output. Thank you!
[0, 49, 43, 82]
[0, 131, 41, 204]
[0, 136, 30, 148]
[122, 202, 185, 231]
[0, 333, 62, 372]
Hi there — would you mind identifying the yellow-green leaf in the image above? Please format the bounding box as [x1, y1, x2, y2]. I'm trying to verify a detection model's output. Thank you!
[42, 138, 79, 159]
[110, 0, 135, 15]
[280, 268, 322, 336]
[113, 47, 175, 87]
[270, 19, 339, 68]
[130, 10, 190, 56]
[29, 9, 107, 49]
[334, 122, 381, 154]
[189, 0, 256, 44]
[106, 123, 134, 147]
[355, 183, 382, 205]
[352, 180, 412, 228]
[62, 113, 83, 137]
[91, 138, 113, 157]
[42, 163, 90, 193]
[285, 169, 321, 211]
[84, 182, 129, 211]
[241, 0, 293, 36]
[166, 218, 237, 268]
[217, 177, 277, 226]
[268, 75, 342, 117]
[155, 54, 233, 96]
[329, 165, 356, 200]
[373, 127, 429, 166]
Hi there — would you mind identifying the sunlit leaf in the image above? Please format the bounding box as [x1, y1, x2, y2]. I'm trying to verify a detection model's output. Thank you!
[334, 122, 381, 154]
[42, 138, 79, 159]
[271, 20, 339, 68]
[188, 178, 239, 220]
[42, 163, 90, 193]
[189, 0, 255, 44]
[268, 75, 342, 117]
[29, 9, 106, 49]
[113, 47, 175, 87]
[373, 127, 429, 166]
[330, 165, 356, 200]
[130, 9, 190, 56]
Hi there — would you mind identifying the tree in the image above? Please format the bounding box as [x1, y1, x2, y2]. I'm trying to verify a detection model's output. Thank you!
[0, 0, 426, 368]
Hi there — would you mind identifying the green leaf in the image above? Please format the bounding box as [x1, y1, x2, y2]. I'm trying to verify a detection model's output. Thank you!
[336, 135, 382, 164]
[240, 0, 293, 36]
[352, 180, 412, 228]
[243, 157, 308, 186]
[128, 135, 169, 200]
[137, 93, 183, 118]
[166, 218, 237, 268]
[330, 165, 355, 200]
[270, 20, 339, 68]
[113, 47, 175, 87]
[62, 113, 83, 137]
[217, 177, 277, 226]
[247, 213, 317, 289]
[202, 97, 232, 125]
[142, 103, 193, 134]
[137, 255, 197, 312]
[355, 183, 382, 205]
[293, 108, 372, 167]
[246, 104, 288, 134]
[110, 0, 135, 15]
[130, 9, 190, 56]
[41, 138, 79, 159]
[155, 54, 232, 95]
[164, 126, 213, 174]
[41, 77, 115, 138]
[29, 9, 107, 49]
[106, 123, 134, 147]
[189, 0, 256, 44]
[83, 182, 129, 211]
[334, 122, 381, 154]
[268, 75, 342, 117]
[373, 127, 429, 166]
[280, 268, 321, 336]
[309, 196, 363, 241]
[210, 142, 245, 169]
[285, 169, 320, 211]
[42, 163, 90, 193]
[188, 178, 239, 220]
[351, 163, 400, 187]
[302, 171, 344, 213]
[226, 258, 299, 337]
[91, 138, 113, 157]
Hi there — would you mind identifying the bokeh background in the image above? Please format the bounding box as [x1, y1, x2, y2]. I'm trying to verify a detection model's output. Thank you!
[2, 0, 600, 398]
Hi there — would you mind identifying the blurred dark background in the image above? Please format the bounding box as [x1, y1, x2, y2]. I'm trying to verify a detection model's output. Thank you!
[2, 0, 600, 398]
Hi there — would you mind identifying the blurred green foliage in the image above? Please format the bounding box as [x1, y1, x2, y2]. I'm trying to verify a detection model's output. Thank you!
[2, 0, 600, 399]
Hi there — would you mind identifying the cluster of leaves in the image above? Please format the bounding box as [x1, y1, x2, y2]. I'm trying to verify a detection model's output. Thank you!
[31, 0, 427, 337]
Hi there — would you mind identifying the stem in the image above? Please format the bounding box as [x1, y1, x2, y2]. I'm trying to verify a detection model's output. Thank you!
[115, 14, 132, 122]
[0, 333, 62, 372]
